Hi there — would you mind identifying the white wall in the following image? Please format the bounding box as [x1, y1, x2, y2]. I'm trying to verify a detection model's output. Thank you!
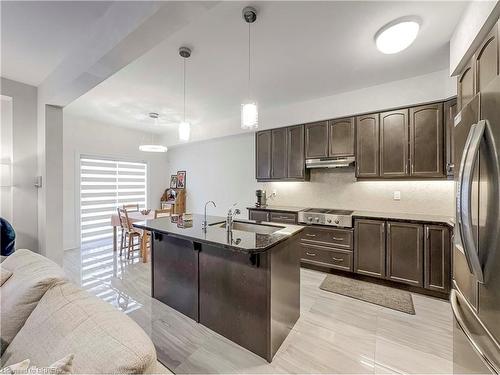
[0, 78, 39, 251]
[63, 114, 169, 251]
[450, 0, 500, 75]
[166, 70, 456, 218]
[1, 96, 13, 222]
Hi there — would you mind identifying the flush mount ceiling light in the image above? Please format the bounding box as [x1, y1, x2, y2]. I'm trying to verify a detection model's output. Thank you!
[139, 112, 168, 152]
[375, 18, 420, 54]
[241, 6, 258, 130]
[178, 46, 191, 141]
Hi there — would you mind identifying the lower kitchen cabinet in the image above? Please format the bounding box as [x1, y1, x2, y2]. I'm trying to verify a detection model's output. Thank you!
[249, 209, 270, 222]
[354, 219, 386, 279]
[386, 222, 424, 287]
[300, 244, 353, 272]
[424, 225, 451, 293]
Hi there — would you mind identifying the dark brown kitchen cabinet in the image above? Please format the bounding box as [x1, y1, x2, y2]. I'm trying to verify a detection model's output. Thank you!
[271, 128, 287, 179]
[256, 125, 307, 182]
[249, 209, 270, 222]
[269, 212, 298, 224]
[287, 125, 305, 179]
[380, 109, 409, 177]
[424, 225, 451, 293]
[457, 60, 474, 112]
[256, 131, 272, 180]
[354, 219, 386, 279]
[386, 221, 424, 287]
[444, 98, 458, 176]
[305, 121, 329, 159]
[409, 103, 444, 177]
[329, 117, 354, 157]
[355, 113, 380, 177]
[474, 21, 499, 95]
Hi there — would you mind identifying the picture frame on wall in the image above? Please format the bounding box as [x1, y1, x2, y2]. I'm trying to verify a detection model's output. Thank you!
[170, 175, 178, 189]
[176, 171, 186, 189]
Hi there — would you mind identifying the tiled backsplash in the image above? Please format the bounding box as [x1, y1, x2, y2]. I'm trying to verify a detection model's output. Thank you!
[263, 168, 454, 216]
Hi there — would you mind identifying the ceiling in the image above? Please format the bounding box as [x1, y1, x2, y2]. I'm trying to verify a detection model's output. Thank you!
[62, 2, 466, 145]
[1, 1, 113, 86]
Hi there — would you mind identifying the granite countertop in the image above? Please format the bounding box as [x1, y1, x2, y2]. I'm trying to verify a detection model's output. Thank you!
[352, 210, 454, 227]
[133, 214, 304, 254]
[247, 205, 308, 213]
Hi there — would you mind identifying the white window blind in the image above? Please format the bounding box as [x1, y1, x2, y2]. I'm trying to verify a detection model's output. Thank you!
[80, 156, 147, 243]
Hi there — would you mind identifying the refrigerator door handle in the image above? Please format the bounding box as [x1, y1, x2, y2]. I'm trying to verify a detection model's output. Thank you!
[457, 121, 486, 284]
[451, 289, 500, 374]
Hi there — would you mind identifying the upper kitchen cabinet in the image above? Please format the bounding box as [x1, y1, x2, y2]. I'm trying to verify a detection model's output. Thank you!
[271, 128, 288, 179]
[305, 121, 329, 159]
[474, 20, 499, 95]
[355, 113, 380, 178]
[409, 103, 444, 178]
[457, 60, 474, 112]
[255, 125, 308, 181]
[328, 118, 355, 157]
[256, 130, 272, 180]
[287, 125, 306, 179]
[444, 98, 458, 177]
[380, 109, 409, 178]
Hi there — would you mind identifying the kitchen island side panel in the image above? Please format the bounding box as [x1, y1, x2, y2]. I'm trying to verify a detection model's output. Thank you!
[198, 244, 271, 360]
[152, 234, 199, 321]
[270, 233, 301, 358]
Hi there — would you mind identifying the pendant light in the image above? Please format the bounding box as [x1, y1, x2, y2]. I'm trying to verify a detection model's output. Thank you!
[179, 46, 191, 141]
[139, 112, 168, 152]
[241, 6, 258, 130]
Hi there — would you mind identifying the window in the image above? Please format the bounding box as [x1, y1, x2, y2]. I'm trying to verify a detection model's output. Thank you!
[80, 156, 147, 244]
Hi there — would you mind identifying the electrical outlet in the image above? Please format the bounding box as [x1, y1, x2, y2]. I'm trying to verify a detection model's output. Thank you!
[393, 191, 401, 201]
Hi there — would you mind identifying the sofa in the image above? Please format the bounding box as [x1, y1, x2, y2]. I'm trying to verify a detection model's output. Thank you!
[0, 249, 170, 374]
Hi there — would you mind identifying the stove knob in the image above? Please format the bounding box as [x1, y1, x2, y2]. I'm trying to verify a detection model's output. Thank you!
[308, 217, 313, 222]
[327, 219, 332, 223]
[335, 219, 340, 224]
[315, 217, 320, 223]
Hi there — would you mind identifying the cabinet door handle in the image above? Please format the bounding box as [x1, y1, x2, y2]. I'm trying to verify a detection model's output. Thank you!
[332, 257, 344, 263]
[426, 226, 430, 240]
[305, 252, 316, 257]
[332, 236, 344, 241]
[306, 234, 316, 237]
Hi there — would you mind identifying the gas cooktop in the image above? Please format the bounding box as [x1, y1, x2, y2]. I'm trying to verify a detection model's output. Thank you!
[298, 208, 354, 228]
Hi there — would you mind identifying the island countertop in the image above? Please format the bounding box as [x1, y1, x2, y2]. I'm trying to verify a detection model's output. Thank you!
[133, 214, 304, 254]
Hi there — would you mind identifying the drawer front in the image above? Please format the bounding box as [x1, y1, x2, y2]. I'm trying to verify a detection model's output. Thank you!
[300, 244, 352, 271]
[269, 212, 297, 224]
[248, 210, 269, 222]
[300, 226, 353, 249]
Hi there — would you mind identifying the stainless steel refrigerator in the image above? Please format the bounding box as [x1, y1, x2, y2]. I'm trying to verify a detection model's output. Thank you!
[452, 75, 500, 374]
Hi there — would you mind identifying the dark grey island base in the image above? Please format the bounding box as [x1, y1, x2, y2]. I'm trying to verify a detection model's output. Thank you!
[134, 214, 304, 362]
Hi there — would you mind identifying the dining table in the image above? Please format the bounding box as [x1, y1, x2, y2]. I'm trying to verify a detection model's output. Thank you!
[110, 211, 156, 263]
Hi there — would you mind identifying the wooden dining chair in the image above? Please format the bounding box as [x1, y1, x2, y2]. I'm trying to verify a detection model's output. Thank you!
[117, 208, 142, 259]
[154, 208, 171, 218]
[123, 203, 139, 212]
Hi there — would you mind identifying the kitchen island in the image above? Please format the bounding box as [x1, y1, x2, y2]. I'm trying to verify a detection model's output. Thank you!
[134, 214, 304, 362]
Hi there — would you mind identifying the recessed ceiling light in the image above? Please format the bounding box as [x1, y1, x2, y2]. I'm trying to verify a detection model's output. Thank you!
[375, 18, 420, 54]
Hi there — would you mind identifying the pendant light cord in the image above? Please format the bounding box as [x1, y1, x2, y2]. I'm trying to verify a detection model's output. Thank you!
[248, 22, 251, 97]
[183, 57, 186, 123]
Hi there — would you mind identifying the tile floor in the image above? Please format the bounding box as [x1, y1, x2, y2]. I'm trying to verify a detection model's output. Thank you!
[63, 240, 453, 374]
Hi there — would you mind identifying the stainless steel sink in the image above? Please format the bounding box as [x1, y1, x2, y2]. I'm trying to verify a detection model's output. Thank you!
[210, 221, 283, 234]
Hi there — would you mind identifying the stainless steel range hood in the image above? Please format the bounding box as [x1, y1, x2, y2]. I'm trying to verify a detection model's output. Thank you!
[305, 157, 355, 169]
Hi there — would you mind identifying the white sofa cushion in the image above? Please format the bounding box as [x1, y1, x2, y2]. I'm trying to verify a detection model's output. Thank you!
[0, 250, 66, 347]
[1, 281, 158, 374]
